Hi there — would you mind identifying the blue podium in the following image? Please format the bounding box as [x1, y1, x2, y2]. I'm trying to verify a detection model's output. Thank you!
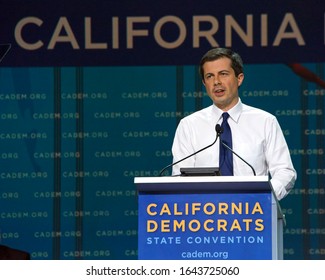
[134, 176, 285, 260]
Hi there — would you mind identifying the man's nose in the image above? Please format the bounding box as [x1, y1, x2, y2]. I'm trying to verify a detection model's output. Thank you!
[214, 77, 221, 85]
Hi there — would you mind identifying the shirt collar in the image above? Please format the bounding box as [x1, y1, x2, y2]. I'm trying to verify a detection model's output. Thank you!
[212, 98, 243, 123]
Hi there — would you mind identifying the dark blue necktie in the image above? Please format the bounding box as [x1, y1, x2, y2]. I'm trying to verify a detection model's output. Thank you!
[219, 112, 234, 176]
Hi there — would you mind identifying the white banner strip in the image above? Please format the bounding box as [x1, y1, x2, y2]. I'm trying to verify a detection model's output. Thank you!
[1, 260, 324, 279]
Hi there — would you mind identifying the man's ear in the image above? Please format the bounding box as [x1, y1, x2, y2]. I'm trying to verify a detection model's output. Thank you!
[237, 73, 244, 87]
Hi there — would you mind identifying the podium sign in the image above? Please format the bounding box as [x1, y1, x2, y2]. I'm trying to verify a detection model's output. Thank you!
[135, 176, 283, 260]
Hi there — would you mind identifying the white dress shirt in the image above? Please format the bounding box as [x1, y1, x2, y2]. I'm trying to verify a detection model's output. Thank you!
[171, 99, 297, 200]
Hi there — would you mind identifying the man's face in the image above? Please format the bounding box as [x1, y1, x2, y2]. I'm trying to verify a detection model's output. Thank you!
[202, 57, 244, 111]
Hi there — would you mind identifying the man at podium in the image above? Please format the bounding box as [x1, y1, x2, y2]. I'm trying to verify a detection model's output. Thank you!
[171, 47, 296, 201]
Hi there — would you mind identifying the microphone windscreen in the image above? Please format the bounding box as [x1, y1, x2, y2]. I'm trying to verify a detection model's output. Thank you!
[215, 124, 223, 134]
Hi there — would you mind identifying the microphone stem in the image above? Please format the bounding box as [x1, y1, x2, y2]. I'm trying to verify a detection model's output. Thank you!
[221, 141, 256, 176]
[159, 133, 221, 176]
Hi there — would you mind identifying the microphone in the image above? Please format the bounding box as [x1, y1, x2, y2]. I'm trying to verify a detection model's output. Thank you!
[159, 124, 223, 176]
[220, 136, 256, 176]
